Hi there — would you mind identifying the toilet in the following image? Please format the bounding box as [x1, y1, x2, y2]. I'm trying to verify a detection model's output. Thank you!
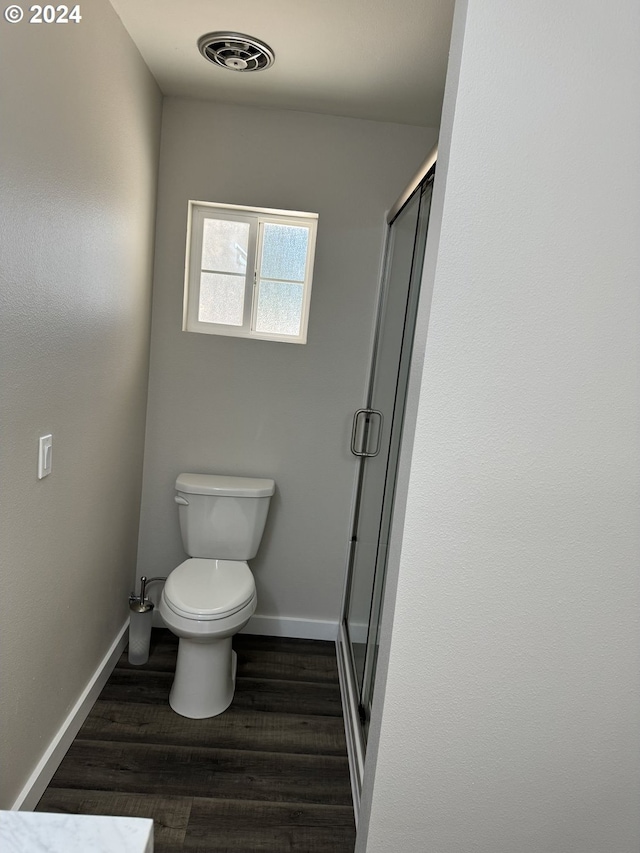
[159, 472, 275, 719]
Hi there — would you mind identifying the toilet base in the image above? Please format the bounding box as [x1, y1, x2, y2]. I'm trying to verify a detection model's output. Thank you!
[169, 637, 237, 719]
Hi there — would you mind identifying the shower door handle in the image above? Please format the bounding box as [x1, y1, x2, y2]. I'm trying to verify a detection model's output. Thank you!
[350, 408, 384, 457]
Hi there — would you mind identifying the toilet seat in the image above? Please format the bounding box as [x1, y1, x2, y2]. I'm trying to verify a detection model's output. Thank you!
[163, 558, 255, 621]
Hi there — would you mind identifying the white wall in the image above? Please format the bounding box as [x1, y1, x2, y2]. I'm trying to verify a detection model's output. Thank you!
[0, 3, 162, 807]
[359, 0, 640, 850]
[136, 99, 435, 633]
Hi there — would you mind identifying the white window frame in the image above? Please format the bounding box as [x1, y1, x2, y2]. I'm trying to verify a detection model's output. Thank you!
[183, 201, 318, 344]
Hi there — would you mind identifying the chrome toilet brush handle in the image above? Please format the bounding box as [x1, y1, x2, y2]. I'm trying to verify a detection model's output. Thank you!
[128, 576, 154, 666]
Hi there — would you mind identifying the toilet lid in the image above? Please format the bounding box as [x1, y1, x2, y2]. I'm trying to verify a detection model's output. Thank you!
[164, 559, 255, 620]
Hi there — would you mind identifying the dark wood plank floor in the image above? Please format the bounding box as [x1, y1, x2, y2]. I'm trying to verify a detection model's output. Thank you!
[37, 630, 356, 852]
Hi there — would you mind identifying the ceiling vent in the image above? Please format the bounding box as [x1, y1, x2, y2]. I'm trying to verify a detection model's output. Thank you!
[197, 32, 275, 72]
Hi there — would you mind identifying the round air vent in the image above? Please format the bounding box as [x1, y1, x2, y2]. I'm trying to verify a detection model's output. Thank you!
[197, 32, 275, 72]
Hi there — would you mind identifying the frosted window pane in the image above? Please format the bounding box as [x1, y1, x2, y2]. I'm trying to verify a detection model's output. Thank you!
[261, 224, 308, 282]
[199, 273, 244, 325]
[255, 280, 303, 336]
[201, 218, 249, 274]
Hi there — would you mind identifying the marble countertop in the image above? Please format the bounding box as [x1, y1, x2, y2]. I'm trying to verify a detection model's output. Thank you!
[0, 811, 153, 852]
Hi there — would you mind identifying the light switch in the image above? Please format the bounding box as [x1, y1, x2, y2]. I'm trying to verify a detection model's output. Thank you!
[38, 434, 52, 479]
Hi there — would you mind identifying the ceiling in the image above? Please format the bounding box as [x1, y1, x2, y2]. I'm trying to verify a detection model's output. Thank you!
[108, 0, 456, 128]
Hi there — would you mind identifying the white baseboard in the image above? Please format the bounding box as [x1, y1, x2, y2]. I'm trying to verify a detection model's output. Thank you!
[241, 614, 338, 641]
[348, 620, 368, 645]
[12, 620, 129, 811]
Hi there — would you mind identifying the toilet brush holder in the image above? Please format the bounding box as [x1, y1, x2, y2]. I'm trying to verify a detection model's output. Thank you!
[128, 576, 154, 665]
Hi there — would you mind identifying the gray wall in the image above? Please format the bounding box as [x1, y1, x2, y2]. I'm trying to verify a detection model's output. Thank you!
[0, 2, 162, 807]
[136, 98, 435, 631]
[359, 0, 640, 850]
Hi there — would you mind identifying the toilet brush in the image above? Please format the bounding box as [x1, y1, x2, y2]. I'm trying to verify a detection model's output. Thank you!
[128, 576, 154, 665]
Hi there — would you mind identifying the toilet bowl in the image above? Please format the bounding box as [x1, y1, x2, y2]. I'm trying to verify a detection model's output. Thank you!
[158, 473, 274, 719]
[160, 559, 257, 718]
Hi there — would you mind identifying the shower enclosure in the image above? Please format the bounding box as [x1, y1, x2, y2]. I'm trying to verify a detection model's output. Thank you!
[337, 150, 436, 814]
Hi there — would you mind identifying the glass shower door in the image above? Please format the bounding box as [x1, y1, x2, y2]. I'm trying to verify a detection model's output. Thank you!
[343, 174, 433, 737]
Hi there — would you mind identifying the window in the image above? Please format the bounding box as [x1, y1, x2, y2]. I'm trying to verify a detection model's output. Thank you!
[184, 201, 318, 344]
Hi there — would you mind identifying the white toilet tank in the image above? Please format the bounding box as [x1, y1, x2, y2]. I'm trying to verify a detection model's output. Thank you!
[175, 473, 275, 560]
